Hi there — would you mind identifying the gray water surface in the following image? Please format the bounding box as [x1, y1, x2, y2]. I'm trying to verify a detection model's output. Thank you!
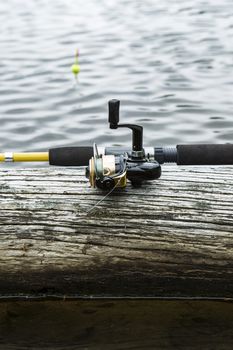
[0, 0, 233, 153]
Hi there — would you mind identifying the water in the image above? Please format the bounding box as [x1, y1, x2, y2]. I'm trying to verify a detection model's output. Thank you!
[0, 0, 233, 155]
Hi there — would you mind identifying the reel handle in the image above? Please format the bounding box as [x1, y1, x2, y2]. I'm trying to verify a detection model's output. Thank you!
[108, 99, 143, 153]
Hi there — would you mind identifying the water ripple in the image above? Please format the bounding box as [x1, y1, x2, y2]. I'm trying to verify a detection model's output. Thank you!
[0, 0, 233, 156]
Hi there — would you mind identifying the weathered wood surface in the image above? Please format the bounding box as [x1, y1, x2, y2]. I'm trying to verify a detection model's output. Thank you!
[0, 165, 233, 299]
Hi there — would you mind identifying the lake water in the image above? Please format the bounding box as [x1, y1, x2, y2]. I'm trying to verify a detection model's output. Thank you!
[0, 0, 233, 155]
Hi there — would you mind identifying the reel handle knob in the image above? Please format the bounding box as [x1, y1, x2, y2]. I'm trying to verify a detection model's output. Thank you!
[109, 99, 120, 129]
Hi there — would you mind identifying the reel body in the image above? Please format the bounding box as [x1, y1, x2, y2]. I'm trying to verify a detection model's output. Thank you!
[126, 159, 161, 187]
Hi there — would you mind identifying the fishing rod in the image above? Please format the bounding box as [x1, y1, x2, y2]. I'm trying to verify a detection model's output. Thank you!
[1, 99, 233, 189]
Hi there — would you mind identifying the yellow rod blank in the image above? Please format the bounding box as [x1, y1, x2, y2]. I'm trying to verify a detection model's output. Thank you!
[0, 152, 49, 162]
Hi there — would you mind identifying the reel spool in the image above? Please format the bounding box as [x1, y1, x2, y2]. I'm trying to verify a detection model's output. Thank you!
[87, 144, 127, 190]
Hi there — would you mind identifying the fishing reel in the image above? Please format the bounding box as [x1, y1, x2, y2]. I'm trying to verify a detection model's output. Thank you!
[86, 99, 161, 189]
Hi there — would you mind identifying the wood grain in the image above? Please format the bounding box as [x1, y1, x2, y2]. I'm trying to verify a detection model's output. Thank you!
[0, 165, 232, 298]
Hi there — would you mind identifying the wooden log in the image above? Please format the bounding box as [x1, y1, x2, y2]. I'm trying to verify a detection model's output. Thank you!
[0, 165, 233, 299]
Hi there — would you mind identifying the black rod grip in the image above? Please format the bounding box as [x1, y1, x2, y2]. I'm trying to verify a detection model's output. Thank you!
[49, 147, 93, 166]
[177, 144, 233, 165]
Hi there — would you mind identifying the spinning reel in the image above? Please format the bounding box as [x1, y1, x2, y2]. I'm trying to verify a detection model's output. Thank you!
[86, 99, 161, 189]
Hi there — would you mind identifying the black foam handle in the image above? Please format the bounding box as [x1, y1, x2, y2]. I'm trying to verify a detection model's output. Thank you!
[177, 144, 233, 165]
[49, 147, 93, 166]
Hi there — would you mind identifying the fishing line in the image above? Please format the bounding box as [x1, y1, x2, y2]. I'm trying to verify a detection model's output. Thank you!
[86, 177, 122, 215]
